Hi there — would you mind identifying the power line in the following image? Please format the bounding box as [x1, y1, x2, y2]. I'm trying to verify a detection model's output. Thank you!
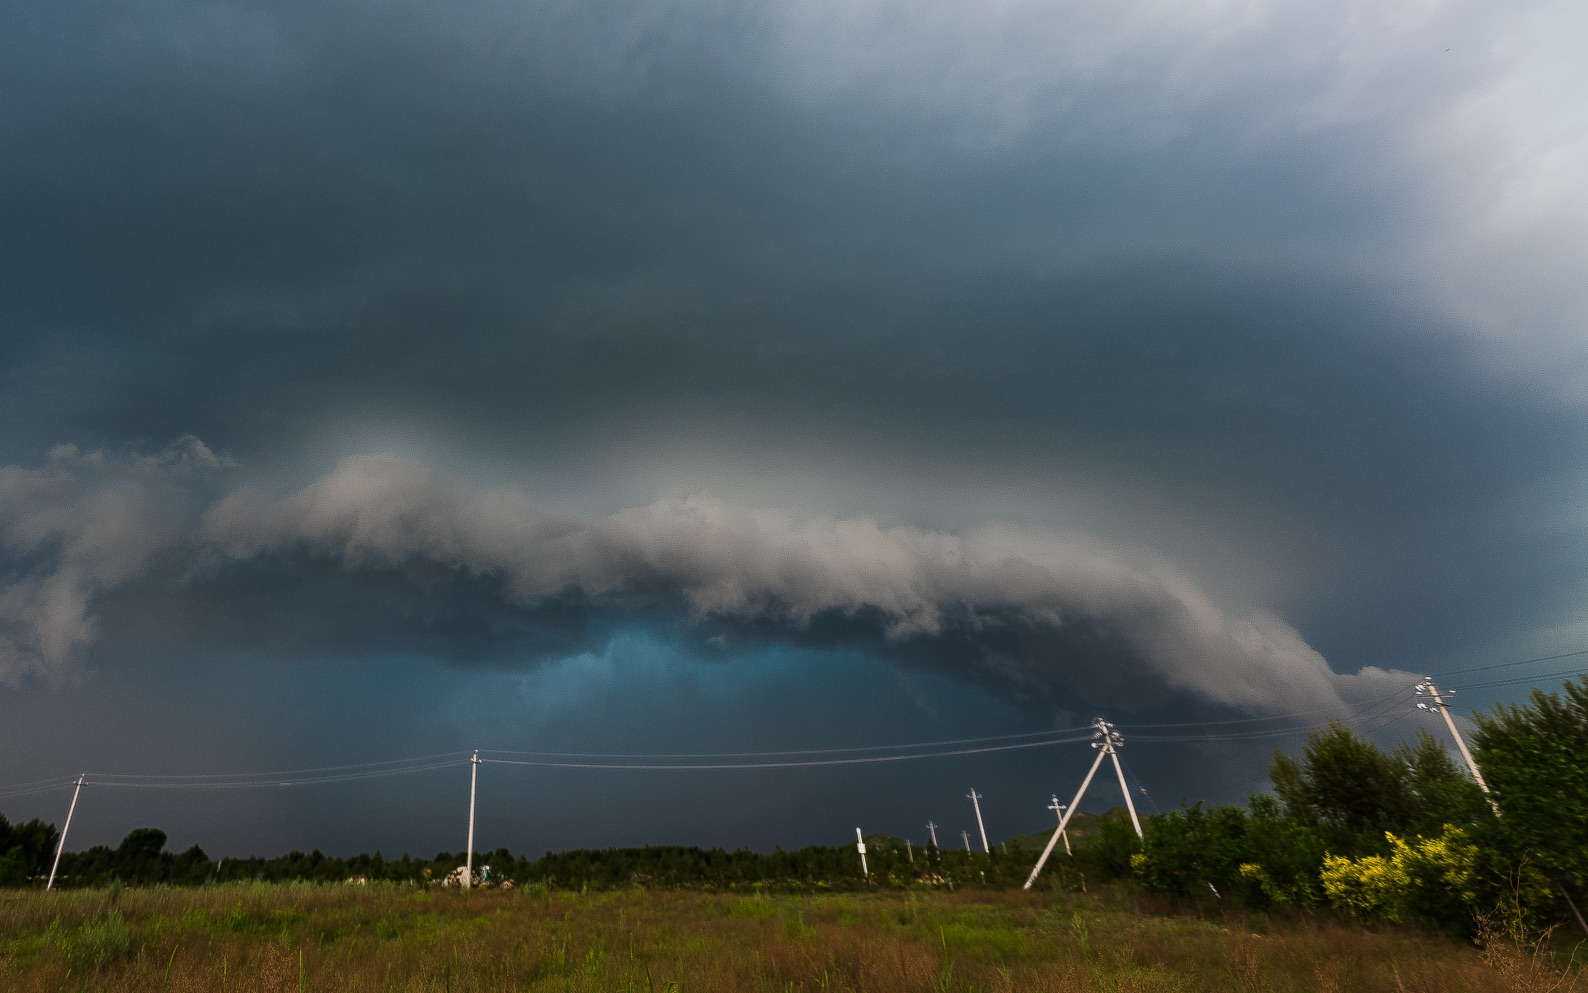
[83, 751, 472, 782]
[1434, 647, 1588, 679]
[80, 758, 469, 791]
[1115, 685, 1413, 731]
[478, 734, 1096, 771]
[1446, 668, 1588, 693]
[479, 724, 1097, 761]
[1122, 687, 1417, 743]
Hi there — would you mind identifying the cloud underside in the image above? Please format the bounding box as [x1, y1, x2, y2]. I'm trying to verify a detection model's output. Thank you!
[1, 446, 1403, 712]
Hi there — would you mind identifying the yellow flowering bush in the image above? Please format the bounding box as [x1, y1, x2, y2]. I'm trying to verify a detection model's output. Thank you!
[1319, 825, 1479, 922]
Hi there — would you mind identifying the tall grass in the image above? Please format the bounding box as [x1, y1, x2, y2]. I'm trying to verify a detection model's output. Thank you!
[0, 883, 1575, 992]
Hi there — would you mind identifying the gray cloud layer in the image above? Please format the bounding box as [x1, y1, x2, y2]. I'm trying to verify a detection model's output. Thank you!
[2, 444, 1403, 712]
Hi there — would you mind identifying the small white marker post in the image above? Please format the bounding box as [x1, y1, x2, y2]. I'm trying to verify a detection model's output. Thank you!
[1047, 795, 1072, 856]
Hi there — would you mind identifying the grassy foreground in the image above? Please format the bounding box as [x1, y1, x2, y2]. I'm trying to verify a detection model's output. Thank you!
[0, 884, 1576, 992]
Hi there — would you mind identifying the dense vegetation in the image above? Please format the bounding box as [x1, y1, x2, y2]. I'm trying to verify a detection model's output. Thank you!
[3, 677, 1585, 940]
[0, 883, 1562, 992]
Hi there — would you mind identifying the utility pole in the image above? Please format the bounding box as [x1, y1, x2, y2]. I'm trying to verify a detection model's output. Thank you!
[1415, 679, 1494, 796]
[961, 829, 971, 853]
[1102, 721, 1144, 839]
[1025, 718, 1138, 890]
[926, 821, 938, 848]
[855, 828, 869, 881]
[464, 750, 479, 891]
[1047, 794, 1072, 856]
[967, 789, 989, 853]
[1418, 677, 1586, 936]
[906, 839, 914, 864]
[47, 775, 85, 891]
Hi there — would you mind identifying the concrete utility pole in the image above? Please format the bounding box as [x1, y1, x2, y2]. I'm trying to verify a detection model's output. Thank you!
[855, 828, 869, 881]
[464, 750, 480, 891]
[961, 830, 971, 853]
[1418, 677, 1588, 936]
[906, 839, 914, 864]
[967, 789, 990, 853]
[47, 775, 85, 891]
[926, 821, 938, 847]
[1048, 794, 1072, 855]
[1025, 718, 1139, 890]
[1103, 722, 1144, 839]
[1415, 679, 1494, 797]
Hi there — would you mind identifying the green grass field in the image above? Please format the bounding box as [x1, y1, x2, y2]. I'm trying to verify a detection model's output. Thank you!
[2, 883, 1575, 992]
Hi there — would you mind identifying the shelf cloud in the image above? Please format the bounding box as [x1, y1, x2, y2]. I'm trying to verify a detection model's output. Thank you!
[4, 444, 1404, 713]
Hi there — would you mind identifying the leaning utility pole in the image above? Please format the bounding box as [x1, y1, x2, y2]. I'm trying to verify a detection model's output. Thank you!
[1102, 721, 1144, 839]
[47, 775, 85, 891]
[967, 789, 990, 853]
[926, 821, 938, 848]
[1415, 679, 1493, 796]
[855, 828, 869, 881]
[961, 829, 971, 853]
[464, 750, 480, 891]
[1025, 718, 1139, 890]
[1417, 677, 1587, 936]
[1047, 794, 1072, 855]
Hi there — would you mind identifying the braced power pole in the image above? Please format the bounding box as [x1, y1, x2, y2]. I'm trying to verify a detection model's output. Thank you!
[1102, 722, 1144, 839]
[47, 776, 85, 891]
[1025, 718, 1138, 890]
[967, 789, 989, 853]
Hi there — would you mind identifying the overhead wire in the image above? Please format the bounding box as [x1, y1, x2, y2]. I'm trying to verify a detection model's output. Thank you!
[82, 759, 470, 791]
[478, 724, 1098, 760]
[10, 661, 1579, 798]
[1115, 685, 1413, 731]
[82, 751, 472, 785]
[479, 733, 1097, 771]
[1432, 647, 1588, 679]
[1446, 668, 1588, 693]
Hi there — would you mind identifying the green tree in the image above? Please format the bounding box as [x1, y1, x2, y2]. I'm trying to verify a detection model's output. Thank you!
[1473, 677, 1588, 920]
[1269, 721, 1417, 854]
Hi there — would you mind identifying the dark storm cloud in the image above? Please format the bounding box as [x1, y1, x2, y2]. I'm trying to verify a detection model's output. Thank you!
[1, 0, 1586, 852]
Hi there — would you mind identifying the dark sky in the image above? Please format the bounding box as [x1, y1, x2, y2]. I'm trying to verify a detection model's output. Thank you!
[2, 0, 1586, 859]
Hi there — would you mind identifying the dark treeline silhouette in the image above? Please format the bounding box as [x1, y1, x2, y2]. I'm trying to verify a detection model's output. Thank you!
[0, 819, 1052, 891]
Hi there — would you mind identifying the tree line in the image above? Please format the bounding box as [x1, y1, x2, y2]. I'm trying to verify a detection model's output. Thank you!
[4, 676, 1584, 933]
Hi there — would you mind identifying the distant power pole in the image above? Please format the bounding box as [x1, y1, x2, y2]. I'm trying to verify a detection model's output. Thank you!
[1047, 794, 1072, 856]
[906, 838, 914, 864]
[47, 775, 85, 891]
[926, 821, 939, 848]
[961, 830, 971, 853]
[464, 751, 480, 891]
[967, 789, 990, 853]
[855, 828, 869, 881]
